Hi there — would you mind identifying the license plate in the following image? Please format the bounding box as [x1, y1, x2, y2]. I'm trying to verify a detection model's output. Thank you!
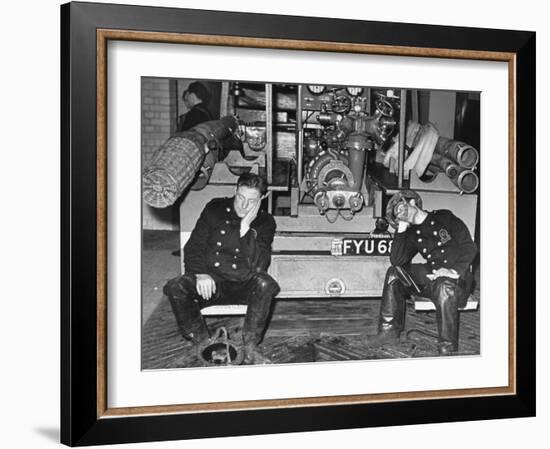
[331, 237, 393, 256]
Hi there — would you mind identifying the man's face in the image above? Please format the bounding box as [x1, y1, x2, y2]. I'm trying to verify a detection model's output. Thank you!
[394, 199, 418, 224]
[233, 186, 262, 218]
[182, 91, 195, 109]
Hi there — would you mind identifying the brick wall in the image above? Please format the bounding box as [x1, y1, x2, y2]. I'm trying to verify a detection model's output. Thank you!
[141, 78, 221, 230]
[142, 77, 178, 230]
[141, 77, 178, 165]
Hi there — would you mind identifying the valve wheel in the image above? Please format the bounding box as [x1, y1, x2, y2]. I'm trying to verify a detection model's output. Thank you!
[331, 95, 352, 113]
[375, 98, 394, 117]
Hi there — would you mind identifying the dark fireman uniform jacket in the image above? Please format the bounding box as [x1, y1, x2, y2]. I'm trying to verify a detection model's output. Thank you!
[390, 209, 478, 278]
[177, 103, 213, 132]
[183, 197, 276, 282]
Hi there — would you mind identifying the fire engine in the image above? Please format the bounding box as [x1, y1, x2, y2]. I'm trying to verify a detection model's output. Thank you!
[143, 81, 479, 300]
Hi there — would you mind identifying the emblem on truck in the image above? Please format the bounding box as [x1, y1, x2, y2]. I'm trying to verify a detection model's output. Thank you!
[326, 278, 346, 296]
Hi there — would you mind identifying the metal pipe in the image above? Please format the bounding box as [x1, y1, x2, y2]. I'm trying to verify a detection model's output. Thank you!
[398, 89, 407, 188]
[220, 81, 230, 116]
[455, 169, 479, 193]
[366, 87, 372, 115]
[430, 152, 461, 178]
[297, 84, 303, 190]
[434, 136, 479, 169]
[266, 84, 273, 187]
[411, 89, 419, 123]
[348, 148, 366, 191]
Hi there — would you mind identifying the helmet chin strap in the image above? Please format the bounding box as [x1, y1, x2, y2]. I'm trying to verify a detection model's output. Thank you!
[412, 208, 428, 225]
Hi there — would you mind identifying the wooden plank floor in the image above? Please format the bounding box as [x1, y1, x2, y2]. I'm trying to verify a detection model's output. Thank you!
[142, 231, 480, 369]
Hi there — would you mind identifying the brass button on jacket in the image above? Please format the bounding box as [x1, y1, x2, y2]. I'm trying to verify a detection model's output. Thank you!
[183, 197, 276, 282]
[389, 209, 478, 278]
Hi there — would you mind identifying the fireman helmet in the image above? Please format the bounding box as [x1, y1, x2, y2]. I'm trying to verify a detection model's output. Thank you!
[386, 190, 423, 229]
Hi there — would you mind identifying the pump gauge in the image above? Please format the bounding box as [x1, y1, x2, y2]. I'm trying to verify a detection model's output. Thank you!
[346, 87, 364, 96]
[307, 85, 326, 95]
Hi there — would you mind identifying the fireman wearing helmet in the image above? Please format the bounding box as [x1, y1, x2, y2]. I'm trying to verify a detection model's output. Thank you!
[364, 190, 478, 355]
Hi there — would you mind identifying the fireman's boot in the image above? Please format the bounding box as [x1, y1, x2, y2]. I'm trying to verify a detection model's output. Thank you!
[241, 273, 280, 365]
[364, 266, 406, 347]
[432, 277, 460, 356]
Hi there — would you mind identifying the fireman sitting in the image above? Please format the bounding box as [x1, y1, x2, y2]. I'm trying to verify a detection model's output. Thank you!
[364, 190, 478, 355]
[163, 173, 280, 364]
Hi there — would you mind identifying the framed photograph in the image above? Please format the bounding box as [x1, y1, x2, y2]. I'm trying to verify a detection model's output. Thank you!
[61, 1, 535, 446]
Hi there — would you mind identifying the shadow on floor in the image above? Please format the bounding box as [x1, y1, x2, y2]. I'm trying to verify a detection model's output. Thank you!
[33, 427, 59, 443]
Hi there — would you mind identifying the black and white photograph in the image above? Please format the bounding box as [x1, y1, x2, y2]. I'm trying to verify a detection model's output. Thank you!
[141, 78, 481, 368]
[1, 0, 545, 445]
